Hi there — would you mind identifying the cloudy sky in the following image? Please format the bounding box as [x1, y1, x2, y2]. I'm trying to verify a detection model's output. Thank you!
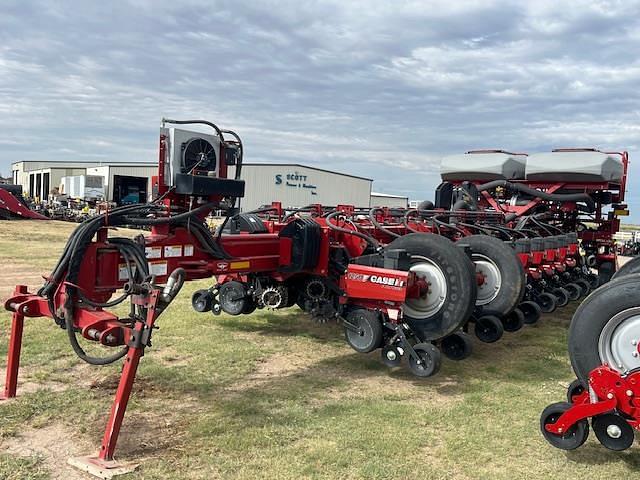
[2, 1, 640, 217]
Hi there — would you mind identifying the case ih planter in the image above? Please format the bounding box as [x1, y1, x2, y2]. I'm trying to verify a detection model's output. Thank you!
[0, 120, 629, 474]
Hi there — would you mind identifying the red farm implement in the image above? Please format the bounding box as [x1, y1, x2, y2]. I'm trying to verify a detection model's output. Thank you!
[0, 120, 631, 474]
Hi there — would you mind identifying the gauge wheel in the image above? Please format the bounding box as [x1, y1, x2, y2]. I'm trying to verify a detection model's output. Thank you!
[407, 343, 442, 378]
[540, 402, 589, 450]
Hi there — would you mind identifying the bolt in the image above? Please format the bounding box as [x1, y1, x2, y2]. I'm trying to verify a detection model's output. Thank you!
[558, 428, 563, 433]
[627, 390, 634, 397]
[386, 351, 397, 361]
[633, 340, 638, 346]
[634, 352, 639, 358]
[607, 424, 622, 439]
[607, 393, 614, 399]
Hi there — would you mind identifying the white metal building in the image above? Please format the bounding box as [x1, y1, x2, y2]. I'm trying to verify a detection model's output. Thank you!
[12, 161, 99, 201]
[85, 164, 157, 204]
[229, 163, 373, 212]
[370, 192, 409, 208]
[12, 160, 408, 209]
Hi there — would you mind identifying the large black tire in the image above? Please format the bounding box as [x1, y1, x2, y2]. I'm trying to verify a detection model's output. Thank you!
[568, 273, 640, 383]
[598, 261, 616, 286]
[387, 233, 477, 341]
[612, 256, 640, 280]
[459, 235, 525, 317]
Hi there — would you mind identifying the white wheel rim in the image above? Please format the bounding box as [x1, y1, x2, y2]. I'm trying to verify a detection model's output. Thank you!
[404, 255, 448, 319]
[598, 307, 640, 374]
[474, 254, 502, 306]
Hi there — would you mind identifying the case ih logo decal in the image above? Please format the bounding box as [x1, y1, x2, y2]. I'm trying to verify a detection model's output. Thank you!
[348, 272, 405, 287]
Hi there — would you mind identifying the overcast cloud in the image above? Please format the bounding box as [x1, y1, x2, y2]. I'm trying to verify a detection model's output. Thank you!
[1, 1, 640, 217]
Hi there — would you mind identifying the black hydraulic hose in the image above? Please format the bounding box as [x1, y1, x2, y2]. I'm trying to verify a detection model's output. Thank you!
[220, 129, 243, 180]
[162, 118, 223, 139]
[121, 202, 217, 225]
[325, 211, 380, 249]
[476, 180, 596, 211]
[368, 207, 401, 238]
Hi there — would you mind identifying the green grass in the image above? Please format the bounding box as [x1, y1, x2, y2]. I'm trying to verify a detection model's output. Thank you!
[1, 220, 639, 479]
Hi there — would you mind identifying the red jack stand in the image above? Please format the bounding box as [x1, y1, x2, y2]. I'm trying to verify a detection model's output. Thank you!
[68, 290, 161, 478]
[1, 285, 28, 401]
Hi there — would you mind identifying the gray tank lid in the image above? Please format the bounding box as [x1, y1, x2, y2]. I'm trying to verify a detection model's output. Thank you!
[526, 150, 623, 183]
[440, 150, 527, 181]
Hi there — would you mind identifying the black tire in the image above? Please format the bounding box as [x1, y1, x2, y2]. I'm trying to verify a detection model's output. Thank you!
[344, 309, 383, 353]
[567, 379, 586, 403]
[192, 289, 213, 312]
[459, 235, 525, 316]
[474, 315, 504, 343]
[407, 343, 442, 377]
[519, 300, 542, 325]
[441, 332, 473, 361]
[587, 273, 600, 290]
[598, 261, 615, 285]
[386, 234, 477, 341]
[574, 278, 591, 297]
[501, 308, 524, 332]
[536, 292, 557, 314]
[540, 402, 589, 450]
[218, 281, 249, 316]
[613, 256, 640, 280]
[592, 413, 635, 451]
[552, 287, 569, 307]
[564, 283, 582, 301]
[568, 273, 640, 382]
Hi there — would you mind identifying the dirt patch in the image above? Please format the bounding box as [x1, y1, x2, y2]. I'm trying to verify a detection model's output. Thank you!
[0, 262, 44, 300]
[1, 424, 93, 480]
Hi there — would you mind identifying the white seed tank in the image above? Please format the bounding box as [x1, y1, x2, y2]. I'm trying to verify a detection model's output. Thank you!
[526, 150, 623, 183]
[440, 151, 527, 181]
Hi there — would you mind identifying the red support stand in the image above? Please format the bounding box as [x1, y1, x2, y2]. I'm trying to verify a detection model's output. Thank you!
[68, 290, 161, 479]
[1, 285, 28, 401]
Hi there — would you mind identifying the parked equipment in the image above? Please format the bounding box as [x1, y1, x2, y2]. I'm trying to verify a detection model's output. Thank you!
[1, 120, 629, 474]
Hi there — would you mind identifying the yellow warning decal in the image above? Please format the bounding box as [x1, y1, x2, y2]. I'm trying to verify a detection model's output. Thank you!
[230, 261, 251, 270]
[615, 209, 630, 216]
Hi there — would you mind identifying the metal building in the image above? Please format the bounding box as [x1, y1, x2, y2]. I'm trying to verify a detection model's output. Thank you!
[11, 161, 98, 201]
[370, 192, 409, 208]
[85, 164, 157, 204]
[229, 163, 373, 212]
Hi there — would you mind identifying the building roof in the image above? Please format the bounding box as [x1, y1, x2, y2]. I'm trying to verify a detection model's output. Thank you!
[370, 191, 409, 199]
[241, 163, 372, 182]
[12, 160, 156, 170]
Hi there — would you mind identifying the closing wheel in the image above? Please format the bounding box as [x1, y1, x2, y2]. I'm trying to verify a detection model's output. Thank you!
[536, 292, 557, 314]
[592, 413, 635, 451]
[501, 308, 524, 332]
[387, 234, 477, 341]
[441, 332, 473, 361]
[569, 274, 640, 383]
[344, 309, 383, 353]
[587, 273, 600, 290]
[192, 289, 213, 312]
[552, 287, 569, 307]
[540, 402, 590, 450]
[574, 278, 591, 297]
[567, 379, 586, 403]
[461, 235, 525, 316]
[564, 283, 582, 301]
[407, 343, 442, 377]
[519, 300, 542, 325]
[474, 315, 504, 343]
[381, 345, 402, 367]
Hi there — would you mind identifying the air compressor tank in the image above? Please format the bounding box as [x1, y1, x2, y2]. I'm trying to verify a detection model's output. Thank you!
[525, 150, 623, 183]
[440, 150, 527, 181]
